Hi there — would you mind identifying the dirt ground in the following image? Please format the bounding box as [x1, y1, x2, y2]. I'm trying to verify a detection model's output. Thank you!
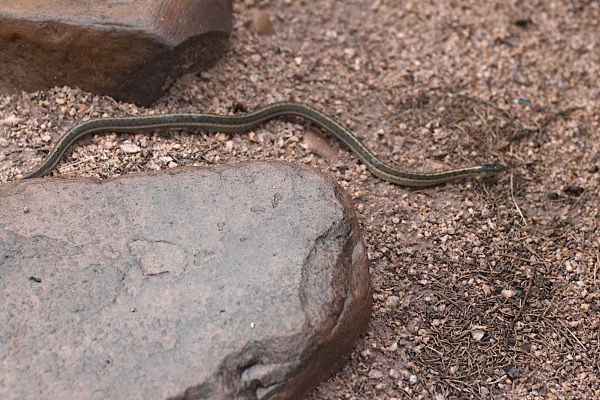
[1, 0, 599, 399]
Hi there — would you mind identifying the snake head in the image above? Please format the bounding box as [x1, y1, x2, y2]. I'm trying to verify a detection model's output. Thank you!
[479, 163, 507, 175]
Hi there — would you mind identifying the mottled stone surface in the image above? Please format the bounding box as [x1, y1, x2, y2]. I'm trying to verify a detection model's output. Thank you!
[0, 0, 232, 105]
[0, 162, 371, 400]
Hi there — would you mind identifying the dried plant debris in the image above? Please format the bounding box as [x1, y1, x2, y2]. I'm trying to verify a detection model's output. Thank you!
[1, 0, 599, 398]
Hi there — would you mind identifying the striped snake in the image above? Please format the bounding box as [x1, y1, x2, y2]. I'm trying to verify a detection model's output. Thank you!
[24, 102, 505, 186]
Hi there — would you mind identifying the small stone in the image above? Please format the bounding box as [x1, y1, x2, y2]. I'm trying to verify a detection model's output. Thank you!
[505, 367, 521, 379]
[302, 129, 337, 160]
[517, 98, 533, 107]
[103, 141, 116, 150]
[471, 329, 485, 341]
[250, 9, 275, 36]
[501, 289, 515, 298]
[581, 303, 590, 313]
[120, 143, 141, 154]
[565, 260, 574, 272]
[513, 17, 532, 28]
[568, 320, 580, 328]
[385, 295, 400, 308]
[368, 369, 383, 379]
[250, 54, 262, 64]
[159, 156, 173, 164]
[482, 284, 492, 296]
[563, 185, 584, 197]
[344, 48, 356, 58]
[215, 133, 228, 142]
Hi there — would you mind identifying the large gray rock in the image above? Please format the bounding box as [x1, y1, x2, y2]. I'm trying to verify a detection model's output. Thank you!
[0, 0, 232, 105]
[0, 162, 371, 400]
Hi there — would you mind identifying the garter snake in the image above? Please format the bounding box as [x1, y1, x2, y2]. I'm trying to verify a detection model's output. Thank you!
[24, 102, 505, 186]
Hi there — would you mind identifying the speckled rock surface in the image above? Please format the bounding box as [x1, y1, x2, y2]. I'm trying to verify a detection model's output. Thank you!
[0, 161, 371, 400]
[0, 0, 232, 105]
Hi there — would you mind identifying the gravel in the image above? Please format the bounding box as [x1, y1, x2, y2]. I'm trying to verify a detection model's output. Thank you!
[1, 0, 599, 398]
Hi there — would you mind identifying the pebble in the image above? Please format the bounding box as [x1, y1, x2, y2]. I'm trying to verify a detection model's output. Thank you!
[563, 185, 584, 197]
[471, 329, 485, 341]
[385, 295, 400, 308]
[250, 9, 275, 36]
[368, 369, 383, 379]
[120, 143, 141, 154]
[250, 54, 262, 64]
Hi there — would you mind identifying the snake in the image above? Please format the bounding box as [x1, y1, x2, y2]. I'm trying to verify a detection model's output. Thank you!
[23, 102, 505, 186]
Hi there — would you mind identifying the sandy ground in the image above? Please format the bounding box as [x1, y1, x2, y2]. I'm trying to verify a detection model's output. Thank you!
[1, 0, 599, 399]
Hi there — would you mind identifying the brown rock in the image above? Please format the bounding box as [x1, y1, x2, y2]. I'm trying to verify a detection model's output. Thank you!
[250, 9, 276, 36]
[0, 0, 233, 106]
[302, 128, 339, 161]
[0, 161, 371, 400]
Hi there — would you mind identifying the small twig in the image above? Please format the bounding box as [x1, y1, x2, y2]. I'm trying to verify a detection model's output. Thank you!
[487, 374, 507, 385]
[58, 155, 99, 172]
[510, 172, 527, 226]
[499, 252, 542, 265]
[594, 253, 599, 285]
[397, 386, 414, 399]
[512, 267, 536, 326]
[425, 345, 444, 356]
[557, 319, 591, 360]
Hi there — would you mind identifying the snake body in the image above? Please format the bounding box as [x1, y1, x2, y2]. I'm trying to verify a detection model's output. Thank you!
[24, 102, 505, 186]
